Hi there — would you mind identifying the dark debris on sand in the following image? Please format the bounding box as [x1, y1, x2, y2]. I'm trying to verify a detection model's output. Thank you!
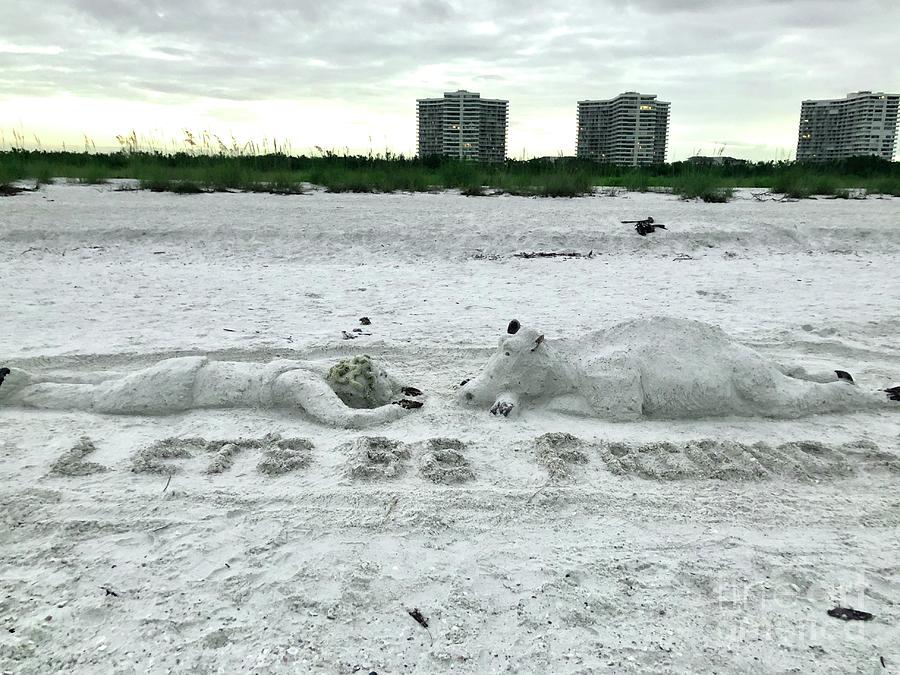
[0, 185, 28, 197]
[827, 607, 873, 621]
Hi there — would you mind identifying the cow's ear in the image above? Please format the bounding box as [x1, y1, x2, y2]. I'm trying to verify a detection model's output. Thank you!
[531, 335, 545, 351]
[507, 319, 520, 334]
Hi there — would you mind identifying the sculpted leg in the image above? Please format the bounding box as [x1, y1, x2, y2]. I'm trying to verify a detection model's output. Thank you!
[738, 374, 891, 417]
[11, 382, 100, 411]
[1, 357, 206, 415]
[490, 392, 520, 417]
[777, 364, 851, 383]
[92, 357, 206, 414]
[1, 366, 123, 411]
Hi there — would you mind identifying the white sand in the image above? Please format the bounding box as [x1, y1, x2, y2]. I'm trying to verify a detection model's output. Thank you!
[1, 184, 899, 673]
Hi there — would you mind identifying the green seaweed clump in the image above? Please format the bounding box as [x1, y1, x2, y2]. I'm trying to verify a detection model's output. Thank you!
[326, 355, 395, 408]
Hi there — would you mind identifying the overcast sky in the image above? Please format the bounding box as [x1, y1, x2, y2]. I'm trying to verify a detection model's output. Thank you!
[1, 0, 898, 160]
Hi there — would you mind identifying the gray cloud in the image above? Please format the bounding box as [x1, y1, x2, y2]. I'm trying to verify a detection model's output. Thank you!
[1, 0, 898, 158]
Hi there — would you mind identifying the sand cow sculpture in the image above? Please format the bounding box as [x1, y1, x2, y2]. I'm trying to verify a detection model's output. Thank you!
[459, 317, 900, 420]
[0, 355, 423, 428]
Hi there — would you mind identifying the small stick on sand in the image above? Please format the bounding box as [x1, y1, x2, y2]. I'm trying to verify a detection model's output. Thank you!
[162, 475, 172, 492]
[381, 495, 400, 525]
[527, 481, 552, 503]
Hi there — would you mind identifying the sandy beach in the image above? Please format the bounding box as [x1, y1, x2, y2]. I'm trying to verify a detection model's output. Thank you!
[1, 184, 898, 673]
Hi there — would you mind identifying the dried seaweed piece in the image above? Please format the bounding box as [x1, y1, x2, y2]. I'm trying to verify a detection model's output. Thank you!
[514, 251, 585, 259]
[407, 608, 428, 628]
[394, 399, 423, 409]
[827, 607, 873, 621]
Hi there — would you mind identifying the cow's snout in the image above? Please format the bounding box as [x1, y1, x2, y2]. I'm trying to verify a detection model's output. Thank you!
[458, 378, 482, 405]
[459, 382, 475, 403]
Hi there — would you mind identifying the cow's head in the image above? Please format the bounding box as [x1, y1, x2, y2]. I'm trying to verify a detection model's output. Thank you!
[459, 319, 553, 405]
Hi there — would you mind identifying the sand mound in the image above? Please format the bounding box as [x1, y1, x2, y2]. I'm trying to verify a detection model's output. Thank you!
[48, 437, 109, 476]
[131, 437, 205, 474]
[598, 438, 899, 481]
[417, 438, 475, 484]
[131, 433, 314, 475]
[342, 436, 411, 480]
[205, 441, 249, 474]
[532, 432, 590, 481]
[257, 438, 314, 476]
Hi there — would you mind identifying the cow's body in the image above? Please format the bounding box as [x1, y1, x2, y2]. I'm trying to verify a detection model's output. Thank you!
[460, 317, 895, 420]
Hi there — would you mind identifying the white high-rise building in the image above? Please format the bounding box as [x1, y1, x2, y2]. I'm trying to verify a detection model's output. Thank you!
[576, 92, 670, 165]
[416, 90, 508, 162]
[797, 91, 899, 162]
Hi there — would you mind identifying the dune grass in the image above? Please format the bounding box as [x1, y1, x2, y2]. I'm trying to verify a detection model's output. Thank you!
[619, 171, 652, 192]
[0, 149, 897, 199]
[868, 175, 900, 196]
[770, 172, 841, 199]
[672, 173, 736, 202]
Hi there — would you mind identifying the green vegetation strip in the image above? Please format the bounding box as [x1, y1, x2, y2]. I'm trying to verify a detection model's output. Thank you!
[1, 151, 898, 200]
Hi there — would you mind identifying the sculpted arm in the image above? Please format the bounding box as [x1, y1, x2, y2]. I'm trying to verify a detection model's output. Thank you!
[271, 370, 410, 428]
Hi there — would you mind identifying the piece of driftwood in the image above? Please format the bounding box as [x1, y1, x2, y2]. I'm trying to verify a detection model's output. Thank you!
[623, 217, 667, 236]
[514, 251, 585, 259]
[342, 330, 372, 340]
[751, 191, 796, 202]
